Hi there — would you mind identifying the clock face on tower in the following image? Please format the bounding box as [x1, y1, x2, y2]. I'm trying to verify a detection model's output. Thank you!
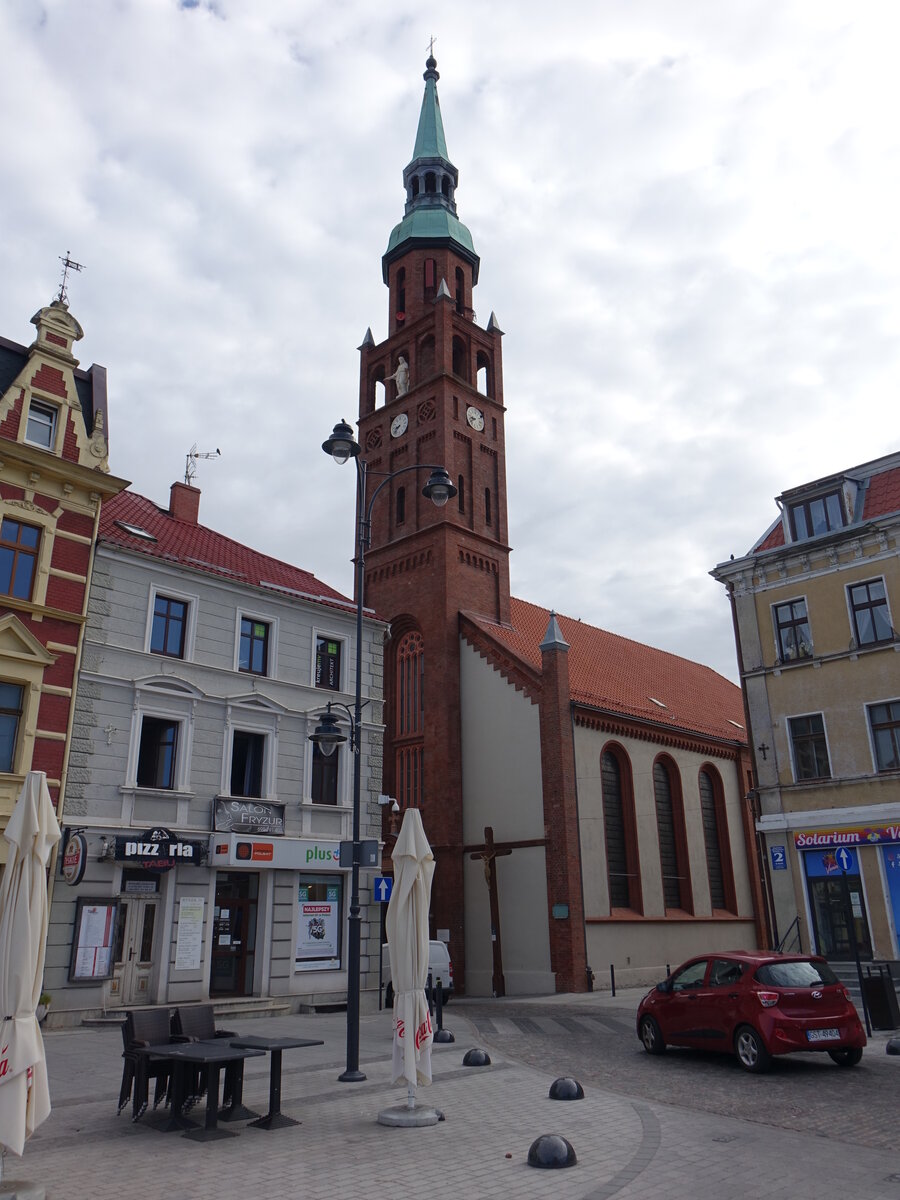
[390, 412, 409, 438]
[466, 405, 484, 432]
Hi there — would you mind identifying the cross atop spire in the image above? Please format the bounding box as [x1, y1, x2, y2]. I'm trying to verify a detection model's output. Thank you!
[56, 250, 85, 307]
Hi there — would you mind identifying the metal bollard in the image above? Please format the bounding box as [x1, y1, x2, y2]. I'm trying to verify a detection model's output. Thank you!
[586, 965, 594, 992]
[610, 963, 616, 997]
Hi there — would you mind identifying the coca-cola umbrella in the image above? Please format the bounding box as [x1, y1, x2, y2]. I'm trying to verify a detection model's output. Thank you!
[0, 772, 60, 1162]
[385, 808, 435, 1111]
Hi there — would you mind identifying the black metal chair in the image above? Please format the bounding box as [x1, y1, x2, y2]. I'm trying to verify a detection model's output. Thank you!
[118, 1008, 176, 1120]
[170, 1005, 238, 1109]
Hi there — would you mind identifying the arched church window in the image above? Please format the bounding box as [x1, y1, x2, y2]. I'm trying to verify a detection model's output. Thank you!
[425, 172, 436, 193]
[396, 268, 406, 317]
[411, 176, 420, 197]
[368, 364, 386, 415]
[654, 758, 692, 912]
[601, 747, 641, 912]
[699, 767, 735, 912]
[476, 350, 491, 397]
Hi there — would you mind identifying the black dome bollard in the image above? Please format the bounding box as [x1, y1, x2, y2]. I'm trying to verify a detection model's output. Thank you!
[548, 1077, 584, 1100]
[527, 1134, 577, 1168]
[462, 1048, 491, 1066]
[886, 1037, 900, 1055]
[434, 1028, 455, 1043]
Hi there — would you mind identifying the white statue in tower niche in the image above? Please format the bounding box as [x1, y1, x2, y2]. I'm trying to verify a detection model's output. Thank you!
[385, 355, 409, 396]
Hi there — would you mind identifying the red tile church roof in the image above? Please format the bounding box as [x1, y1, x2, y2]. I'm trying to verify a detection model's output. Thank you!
[99, 489, 360, 616]
[465, 598, 746, 744]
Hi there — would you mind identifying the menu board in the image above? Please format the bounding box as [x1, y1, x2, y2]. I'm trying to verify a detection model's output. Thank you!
[69, 898, 118, 982]
[174, 896, 205, 970]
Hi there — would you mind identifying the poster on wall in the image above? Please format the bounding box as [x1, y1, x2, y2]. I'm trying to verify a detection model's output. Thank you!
[68, 897, 118, 982]
[175, 896, 205, 970]
[295, 877, 342, 971]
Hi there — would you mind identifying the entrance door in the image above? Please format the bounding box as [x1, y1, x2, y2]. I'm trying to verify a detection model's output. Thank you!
[210, 872, 258, 997]
[807, 873, 873, 960]
[110, 898, 159, 1006]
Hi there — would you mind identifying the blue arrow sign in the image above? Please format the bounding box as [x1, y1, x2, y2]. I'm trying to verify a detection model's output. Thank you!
[836, 847, 853, 872]
[374, 875, 393, 903]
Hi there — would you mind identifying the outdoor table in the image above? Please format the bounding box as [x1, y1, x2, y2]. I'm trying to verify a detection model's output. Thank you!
[134, 1040, 265, 1140]
[228, 1035, 324, 1130]
[131, 1041, 199, 1131]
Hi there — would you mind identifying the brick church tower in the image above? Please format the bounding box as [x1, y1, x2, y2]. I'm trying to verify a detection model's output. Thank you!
[358, 55, 509, 985]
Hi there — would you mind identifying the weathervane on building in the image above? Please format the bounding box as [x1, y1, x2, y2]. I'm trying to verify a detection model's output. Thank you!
[184, 443, 221, 486]
[57, 251, 85, 306]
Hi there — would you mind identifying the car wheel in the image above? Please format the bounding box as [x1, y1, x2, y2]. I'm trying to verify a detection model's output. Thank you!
[734, 1024, 771, 1073]
[384, 982, 393, 1008]
[828, 1047, 863, 1067]
[639, 1015, 666, 1055]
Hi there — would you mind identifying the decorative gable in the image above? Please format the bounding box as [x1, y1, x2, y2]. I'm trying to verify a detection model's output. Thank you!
[0, 613, 56, 666]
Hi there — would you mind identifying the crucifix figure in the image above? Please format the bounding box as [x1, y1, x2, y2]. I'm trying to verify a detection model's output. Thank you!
[757, 742, 770, 761]
[467, 825, 548, 998]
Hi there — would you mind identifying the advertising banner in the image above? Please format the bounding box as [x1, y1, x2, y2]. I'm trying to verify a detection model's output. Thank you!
[793, 824, 900, 849]
[295, 880, 342, 971]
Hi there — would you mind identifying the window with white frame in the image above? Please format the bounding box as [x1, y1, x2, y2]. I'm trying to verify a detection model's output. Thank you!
[848, 578, 893, 647]
[311, 742, 339, 804]
[236, 612, 276, 677]
[231, 729, 266, 797]
[128, 680, 197, 792]
[788, 713, 831, 781]
[24, 400, 58, 449]
[0, 682, 24, 773]
[869, 700, 900, 772]
[315, 634, 343, 690]
[773, 597, 813, 661]
[137, 717, 179, 789]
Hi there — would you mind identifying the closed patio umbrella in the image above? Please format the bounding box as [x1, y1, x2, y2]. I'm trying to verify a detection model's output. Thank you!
[0, 771, 60, 1160]
[385, 808, 434, 1104]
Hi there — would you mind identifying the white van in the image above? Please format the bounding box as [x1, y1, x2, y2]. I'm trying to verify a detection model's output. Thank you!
[382, 940, 453, 1007]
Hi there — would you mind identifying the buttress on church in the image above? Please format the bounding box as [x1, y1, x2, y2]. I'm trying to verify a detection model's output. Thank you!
[364, 56, 766, 995]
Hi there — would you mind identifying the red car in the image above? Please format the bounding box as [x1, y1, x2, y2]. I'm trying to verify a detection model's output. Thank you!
[636, 951, 866, 1072]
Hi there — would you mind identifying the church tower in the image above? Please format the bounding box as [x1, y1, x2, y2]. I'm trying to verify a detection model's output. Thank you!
[358, 55, 509, 983]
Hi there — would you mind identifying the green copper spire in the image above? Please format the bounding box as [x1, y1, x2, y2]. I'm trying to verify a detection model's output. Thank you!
[383, 55, 479, 283]
[413, 55, 449, 160]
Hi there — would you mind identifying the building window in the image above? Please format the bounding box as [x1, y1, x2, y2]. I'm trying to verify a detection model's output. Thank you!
[0, 518, 40, 601]
[788, 713, 831, 780]
[0, 682, 23, 772]
[231, 730, 265, 797]
[457, 476, 465, 514]
[137, 718, 178, 789]
[395, 630, 424, 808]
[654, 758, 691, 911]
[311, 743, 338, 804]
[424, 258, 436, 299]
[484, 488, 492, 526]
[25, 400, 57, 449]
[869, 701, 900, 772]
[315, 636, 342, 690]
[849, 578, 892, 646]
[601, 748, 641, 912]
[773, 598, 812, 661]
[396, 486, 406, 526]
[239, 618, 269, 675]
[150, 595, 188, 658]
[788, 491, 844, 541]
[699, 768, 735, 911]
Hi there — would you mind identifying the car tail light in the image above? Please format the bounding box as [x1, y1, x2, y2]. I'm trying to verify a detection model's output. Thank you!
[449, 961, 454, 984]
[838, 986, 850, 1001]
[757, 991, 779, 1008]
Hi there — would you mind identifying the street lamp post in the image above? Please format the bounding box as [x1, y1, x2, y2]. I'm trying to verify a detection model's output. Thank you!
[310, 419, 455, 1082]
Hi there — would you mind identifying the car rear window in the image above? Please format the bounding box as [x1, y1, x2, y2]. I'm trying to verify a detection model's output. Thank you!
[754, 960, 838, 987]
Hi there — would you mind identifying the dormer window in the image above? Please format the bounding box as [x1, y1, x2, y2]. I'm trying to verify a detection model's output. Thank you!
[788, 490, 844, 541]
[25, 400, 58, 450]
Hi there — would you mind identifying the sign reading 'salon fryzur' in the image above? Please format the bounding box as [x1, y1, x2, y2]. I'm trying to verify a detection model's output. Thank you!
[214, 798, 286, 836]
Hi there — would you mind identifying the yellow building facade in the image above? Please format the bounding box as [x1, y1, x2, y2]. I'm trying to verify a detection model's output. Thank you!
[712, 453, 900, 966]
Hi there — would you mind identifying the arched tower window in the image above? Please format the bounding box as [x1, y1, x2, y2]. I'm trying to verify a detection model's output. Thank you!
[699, 766, 736, 912]
[455, 267, 465, 315]
[396, 267, 406, 317]
[396, 486, 406, 526]
[457, 475, 465, 514]
[484, 488, 492, 526]
[424, 259, 436, 301]
[442, 176, 451, 197]
[653, 757, 692, 912]
[411, 176, 420, 197]
[476, 350, 491, 397]
[452, 336, 468, 380]
[394, 630, 424, 810]
[367, 364, 386, 414]
[601, 746, 642, 912]
[425, 171, 437, 193]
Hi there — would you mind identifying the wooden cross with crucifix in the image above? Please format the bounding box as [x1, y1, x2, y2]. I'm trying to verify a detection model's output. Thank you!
[467, 825, 547, 998]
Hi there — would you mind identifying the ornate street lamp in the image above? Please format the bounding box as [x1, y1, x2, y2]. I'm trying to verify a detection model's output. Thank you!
[311, 420, 456, 1082]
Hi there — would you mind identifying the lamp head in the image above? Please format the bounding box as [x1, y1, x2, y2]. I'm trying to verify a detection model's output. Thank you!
[309, 709, 347, 757]
[322, 419, 360, 466]
[422, 467, 456, 508]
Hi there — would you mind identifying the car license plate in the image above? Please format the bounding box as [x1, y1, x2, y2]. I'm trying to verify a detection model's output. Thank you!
[806, 1028, 840, 1042]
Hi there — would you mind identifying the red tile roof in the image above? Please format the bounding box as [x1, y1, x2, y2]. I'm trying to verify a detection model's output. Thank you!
[863, 464, 900, 520]
[99, 490, 361, 617]
[465, 598, 746, 744]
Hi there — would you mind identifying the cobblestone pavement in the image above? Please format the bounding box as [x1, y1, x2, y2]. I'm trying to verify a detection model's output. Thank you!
[3, 995, 899, 1200]
[458, 992, 900, 1151]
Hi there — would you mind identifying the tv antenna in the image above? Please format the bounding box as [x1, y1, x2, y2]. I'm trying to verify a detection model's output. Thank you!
[184, 443, 221, 486]
[57, 251, 85, 306]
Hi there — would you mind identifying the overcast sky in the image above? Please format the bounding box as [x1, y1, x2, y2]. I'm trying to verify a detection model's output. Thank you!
[2, 1, 899, 683]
